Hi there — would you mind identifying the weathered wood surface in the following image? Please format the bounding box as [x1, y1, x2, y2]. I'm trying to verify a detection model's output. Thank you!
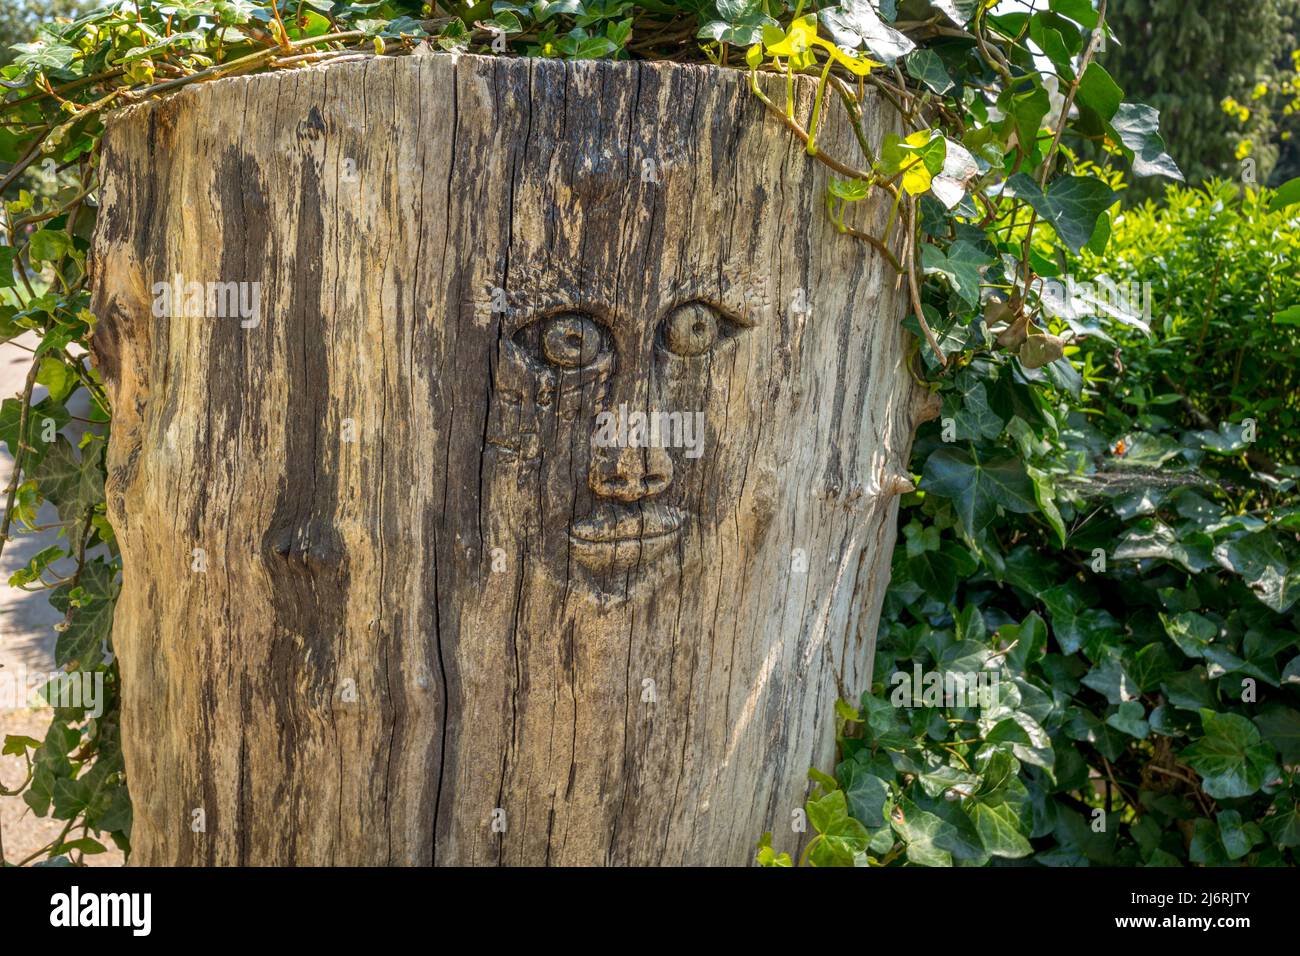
[90, 52, 932, 865]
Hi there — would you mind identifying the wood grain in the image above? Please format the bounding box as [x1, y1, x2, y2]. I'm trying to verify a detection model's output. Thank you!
[90, 52, 930, 865]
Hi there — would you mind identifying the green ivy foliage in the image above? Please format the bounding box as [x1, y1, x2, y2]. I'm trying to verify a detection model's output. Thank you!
[2, 0, 1294, 868]
[789, 180, 1300, 867]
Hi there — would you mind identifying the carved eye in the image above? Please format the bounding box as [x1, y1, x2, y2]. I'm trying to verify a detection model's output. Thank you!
[515, 312, 608, 370]
[658, 301, 739, 357]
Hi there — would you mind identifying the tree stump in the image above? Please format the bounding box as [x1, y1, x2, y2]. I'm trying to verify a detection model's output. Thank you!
[90, 52, 932, 865]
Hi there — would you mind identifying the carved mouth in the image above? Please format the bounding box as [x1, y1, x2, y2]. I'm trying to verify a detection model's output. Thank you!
[568, 503, 685, 573]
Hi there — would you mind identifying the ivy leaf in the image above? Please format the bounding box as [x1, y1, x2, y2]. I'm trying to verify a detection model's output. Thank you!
[755, 832, 792, 867]
[907, 541, 976, 604]
[1004, 611, 1048, 671]
[1111, 103, 1184, 181]
[913, 793, 987, 862]
[929, 0, 980, 27]
[0, 246, 16, 290]
[1039, 583, 1120, 656]
[905, 48, 951, 93]
[1264, 798, 1300, 847]
[1181, 710, 1279, 799]
[1049, 0, 1098, 28]
[1188, 817, 1228, 865]
[882, 129, 946, 195]
[968, 799, 1033, 858]
[213, 0, 257, 24]
[49, 558, 117, 669]
[1212, 533, 1300, 613]
[1081, 651, 1140, 705]
[829, 177, 871, 201]
[8, 544, 65, 588]
[0, 396, 70, 471]
[556, 31, 618, 58]
[23, 721, 78, 817]
[52, 776, 92, 819]
[36, 355, 77, 404]
[1106, 700, 1149, 739]
[819, 0, 914, 64]
[805, 789, 871, 865]
[533, 0, 583, 22]
[3, 734, 41, 755]
[891, 798, 953, 866]
[930, 138, 979, 209]
[920, 445, 1037, 536]
[28, 229, 73, 263]
[1115, 520, 1216, 574]
[1075, 62, 1122, 122]
[11, 41, 78, 72]
[1160, 611, 1216, 658]
[989, 711, 1055, 773]
[1027, 465, 1066, 546]
[920, 239, 991, 307]
[1253, 705, 1300, 766]
[58, 836, 107, 855]
[1161, 668, 1216, 712]
[1215, 810, 1261, 860]
[1192, 421, 1253, 454]
[1129, 644, 1177, 694]
[699, 0, 776, 45]
[998, 83, 1051, 153]
[840, 764, 890, 828]
[33, 436, 104, 553]
[951, 379, 1004, 441]
[1006, 172, 1116, 253]
[1029, 13, 1074, 80]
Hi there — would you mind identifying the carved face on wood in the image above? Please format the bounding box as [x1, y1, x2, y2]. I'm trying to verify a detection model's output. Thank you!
[457, 60, 829, 605]
[486, 256, 774, 602]
[463, 64, 838, 605]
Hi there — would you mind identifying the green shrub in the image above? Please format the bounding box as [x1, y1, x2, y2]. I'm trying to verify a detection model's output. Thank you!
[792, 182, 1300, 867]
[1077, 180, 1300, 468]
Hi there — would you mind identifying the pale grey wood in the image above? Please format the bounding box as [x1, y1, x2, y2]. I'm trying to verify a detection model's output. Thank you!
[90, 52, 931, 865]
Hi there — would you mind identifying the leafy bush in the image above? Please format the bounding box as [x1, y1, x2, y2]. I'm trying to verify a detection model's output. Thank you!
[788, 180, 1300, 867]
[1076, 179, 1300, 468]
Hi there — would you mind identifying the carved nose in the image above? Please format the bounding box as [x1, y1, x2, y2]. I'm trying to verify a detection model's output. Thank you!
[589, 443, 673, 502]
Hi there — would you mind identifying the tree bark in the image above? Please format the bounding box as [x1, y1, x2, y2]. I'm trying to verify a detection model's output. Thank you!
[90, 52, 933, 866]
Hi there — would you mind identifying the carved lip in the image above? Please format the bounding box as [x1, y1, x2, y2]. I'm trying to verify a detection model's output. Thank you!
[568, 503, 685, 572]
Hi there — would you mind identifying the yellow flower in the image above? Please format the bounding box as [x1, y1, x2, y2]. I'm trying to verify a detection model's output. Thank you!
[764, 15, 819, 58]
[897, 130, 938, 195]
[1235, 139, 1253, 160]
[824, 43, 883, 76]
[763, 15, 883, 76]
